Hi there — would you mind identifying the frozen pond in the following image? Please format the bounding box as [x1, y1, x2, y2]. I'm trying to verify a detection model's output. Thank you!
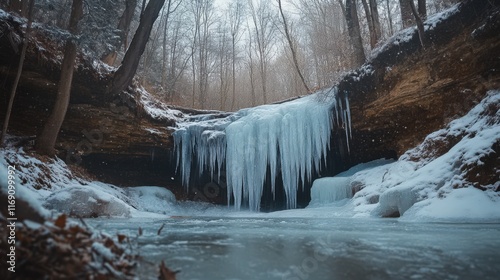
[87, 215, 500, 280]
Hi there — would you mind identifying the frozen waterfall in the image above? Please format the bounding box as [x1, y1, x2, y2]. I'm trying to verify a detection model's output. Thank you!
[173, 87, 351, 211]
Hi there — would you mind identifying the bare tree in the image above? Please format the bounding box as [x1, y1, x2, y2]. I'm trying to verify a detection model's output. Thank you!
[7, 0, 30, 17]
[341, 0, 366, 66]
[189, 0, 216, 109]
[163, 16, 191, 102]
[1, 0, 35, 147]
[277, 0, 310, 92]
[35, 0, 83, 156]
[418, 0, 426, 19]
[296, 0, 352, 86]
[228, 1, 244, 110]
[399, 0, 414, 28]
[361, 0, 381, 48]
[215, 19, 230, 110]
[246, 25, 257, 107]
[248, 0, 276, 104]
[385, 0, 394, 36]
[159, 0, 184, 99]
[409, 0, 427, 47]
[101, 0, 138, 66]
[108, 0, 166, 96]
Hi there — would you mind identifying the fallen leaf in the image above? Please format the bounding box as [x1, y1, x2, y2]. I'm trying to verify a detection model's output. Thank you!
[54, 214, 67, 229]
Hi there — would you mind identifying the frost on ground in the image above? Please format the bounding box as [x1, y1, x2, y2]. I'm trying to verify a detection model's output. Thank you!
[0, 144, 176, 218]
[309, 90, 500, 222]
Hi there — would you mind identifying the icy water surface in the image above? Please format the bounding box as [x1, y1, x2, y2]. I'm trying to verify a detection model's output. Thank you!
[87, 216, 500, 280]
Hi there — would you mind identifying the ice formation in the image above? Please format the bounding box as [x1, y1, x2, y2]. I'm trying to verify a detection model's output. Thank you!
[309, 159, 394, 207]
[173, 87, 352, 211]
[309, 177, 353, 205]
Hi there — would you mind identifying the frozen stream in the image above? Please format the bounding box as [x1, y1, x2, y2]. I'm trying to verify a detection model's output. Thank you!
[87, 214, 500, 280]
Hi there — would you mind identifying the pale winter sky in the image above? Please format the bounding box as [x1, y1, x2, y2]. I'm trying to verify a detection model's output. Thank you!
[213, 0, 298, 14]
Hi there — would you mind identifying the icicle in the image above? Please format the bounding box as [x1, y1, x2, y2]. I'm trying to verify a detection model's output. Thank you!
[345, 92, 352, 139]
[172, 87, 352, 211]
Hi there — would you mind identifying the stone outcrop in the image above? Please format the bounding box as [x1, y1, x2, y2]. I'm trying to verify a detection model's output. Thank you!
[339, 0, 500, 168]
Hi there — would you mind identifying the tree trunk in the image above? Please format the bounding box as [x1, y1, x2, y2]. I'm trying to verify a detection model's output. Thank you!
[229, 2, 243, 111]
[8, 0, 21, 15]
[108, 0, 166, 96]
[1, 0, 34, 147]
[361, 0, 377, 49]
[7, 0, 30, 16]
[399, 0, 414, 28]
[386, 0, 394, 35]
[344, 0, 366, 66]
[101, 0, 138, 66]
[369, 0, 381, 43]
[231, 35, 236, 110]
[278, 0, 310, 93]
[418, 0, 426, 19]
[35, 0, 83, 156]
[409, 0, 427, 48]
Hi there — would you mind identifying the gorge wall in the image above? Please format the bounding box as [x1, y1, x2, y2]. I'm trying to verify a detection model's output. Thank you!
[338, 0, 500, 171]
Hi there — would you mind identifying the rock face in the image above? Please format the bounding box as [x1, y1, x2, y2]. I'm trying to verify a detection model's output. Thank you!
[0, 13, 182, 195]
[1, 0, 499, 207]
[339, 0, 500, 169]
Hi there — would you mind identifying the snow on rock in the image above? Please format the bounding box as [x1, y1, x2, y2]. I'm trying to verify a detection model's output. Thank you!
[1, 144, 175, 218]
[368, 3, 460, 62]
[138, 86, 185, 121]
[342, 90, 500, 221]
[174, 87, 351, 211]
[309, 159, 394, 207]
[0, 155, 50, 220]
[403, 187, 500, 222]
[306, 90, 500, 221]
[44, 185, 132, 218]
[126, 186, 177, 215]
[424, 3, 460, 31]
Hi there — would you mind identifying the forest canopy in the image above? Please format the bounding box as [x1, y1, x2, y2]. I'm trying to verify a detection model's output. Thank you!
[1, 0, 460, 111]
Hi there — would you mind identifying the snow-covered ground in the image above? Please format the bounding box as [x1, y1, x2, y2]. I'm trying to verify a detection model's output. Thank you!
[0, 145, 172, 219]
[306, 90, 500, 222]
[1, 89, 499, 222]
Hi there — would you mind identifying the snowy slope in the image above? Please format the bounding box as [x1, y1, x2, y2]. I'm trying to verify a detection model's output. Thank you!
[309, 90, 500, 222]
[0, 144, 176, 218]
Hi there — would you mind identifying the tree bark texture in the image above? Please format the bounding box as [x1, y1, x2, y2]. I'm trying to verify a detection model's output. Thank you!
[1, 0, 34, 147]
[418, 0, 427, 19]
[345, 0, 366, 66]
[409, 0, 427, 48]
[102, 0, 138, 65]
[399, 0, 414, 28]
[35, 0, 83, 156]
[109, 0, 166, 96]
[278, 0, 310, 93]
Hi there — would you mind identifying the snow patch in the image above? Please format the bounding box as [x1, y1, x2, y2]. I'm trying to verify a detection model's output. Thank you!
[126, 186, 177, 215]
[403, 187, 500, 222]
[138, 86, 185, 121]
[367, 90, 499, 221]
[309, 159, 395, 207]
[44, 186, 132, 218]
